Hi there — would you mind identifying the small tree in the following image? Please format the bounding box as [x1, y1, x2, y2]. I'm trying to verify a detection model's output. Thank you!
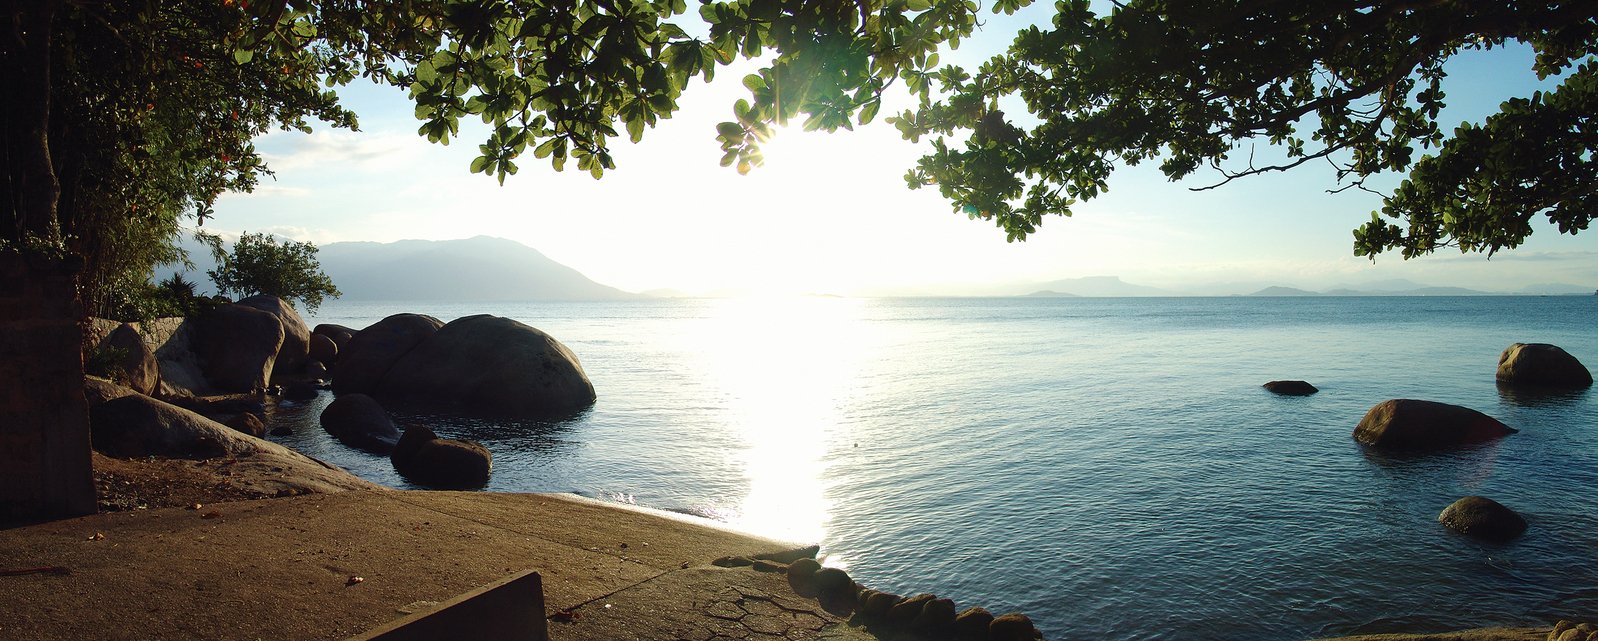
[208, 232, 340, 313]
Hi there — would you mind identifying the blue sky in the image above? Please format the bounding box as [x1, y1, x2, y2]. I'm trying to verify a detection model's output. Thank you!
[209, 9, 1598, 296]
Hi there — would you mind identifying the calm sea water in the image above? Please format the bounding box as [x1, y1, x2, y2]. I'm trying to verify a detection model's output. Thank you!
[273, 296, 1598, 640]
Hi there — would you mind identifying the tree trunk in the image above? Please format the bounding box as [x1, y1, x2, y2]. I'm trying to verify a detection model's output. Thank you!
[0, 0, 95, 524]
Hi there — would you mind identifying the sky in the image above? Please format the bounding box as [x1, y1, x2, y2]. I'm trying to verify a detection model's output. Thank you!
[208, 9, 1598, 297]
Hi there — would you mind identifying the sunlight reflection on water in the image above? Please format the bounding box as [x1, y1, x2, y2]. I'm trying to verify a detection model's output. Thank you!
[693, 296, 878, 545]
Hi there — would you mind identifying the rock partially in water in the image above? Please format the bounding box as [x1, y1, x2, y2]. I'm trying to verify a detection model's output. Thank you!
[990, 612, 1043, 641]
[1263, 380, 1318, 396]
[223, 412, 266, 438]
[1550, 620, 1598, 641]
[320, 393, 401, 453]
[954, 607, 994, 640]
[786, 557, 821, 597]
[378, 314, 596, 418]
[1439, 496, 1528, 543]
[309, 333, 338, 365]
[861, 590, 901, 618]
[333, 314, 443, 394]
[390, 424, 492, 489]
[886, 593, 936, 628]
[913, 597, 957, 632]
[1497, 343, 1592, 389]
[1353, 399, 1516, 451]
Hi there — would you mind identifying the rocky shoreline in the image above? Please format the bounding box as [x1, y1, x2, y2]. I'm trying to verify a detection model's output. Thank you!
[71, 301, 1596, 640]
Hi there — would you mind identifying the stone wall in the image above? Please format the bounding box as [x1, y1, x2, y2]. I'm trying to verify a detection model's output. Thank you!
[0, 252, 94, 522]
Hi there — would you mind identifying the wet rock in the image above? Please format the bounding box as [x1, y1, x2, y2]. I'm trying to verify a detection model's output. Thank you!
[786, 557, 821, 597]
[269, 425, 294, 437]
[390, 424, 492, 489]
[954, 607, 994, 640]
[223, 412, 266, 438]
[990, 612, 1042, 641]
[1353, 399, 1516, 451]
[886, 593, 936, 628]
[1497, 343, 1592, 389]
[1263, 380, 1317, 396]
[319, 393, 401, 453]
[1439, 496, 1528, 543]
[333, 314, 443, 394]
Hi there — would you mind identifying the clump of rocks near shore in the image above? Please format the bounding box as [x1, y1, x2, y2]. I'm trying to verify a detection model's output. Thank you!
[713, 553, 1044, 640]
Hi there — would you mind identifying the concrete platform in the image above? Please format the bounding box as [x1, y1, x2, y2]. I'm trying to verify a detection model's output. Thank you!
[0, 490, 874, 641]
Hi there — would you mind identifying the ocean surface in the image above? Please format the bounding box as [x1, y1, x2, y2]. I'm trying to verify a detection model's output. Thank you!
[274, 296, 1598, 641]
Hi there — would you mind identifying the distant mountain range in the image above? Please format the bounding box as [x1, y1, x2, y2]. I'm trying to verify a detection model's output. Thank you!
[1024, 276, 1177, 297]
[316, 236, 637, 301]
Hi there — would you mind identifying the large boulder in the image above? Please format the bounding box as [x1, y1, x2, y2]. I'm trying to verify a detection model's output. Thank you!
[193, 304, 285, 393]
[144, 317, 209, 396]
[309, 333, 338, 365]
[88, 393, 378, 495]
[390, 424, 492, 489]
[101, 323, 160, 395]
[1439, 496, 1528, 543]
[1353, 399, 1516, 451]
[333, 314, 443, 394]
[320, 393, 401, 453]
[1496, 343, 1592, 389]
[237, 295, 311, 378]
[84, 377, 139, 406]
[378, 315, 596, 418]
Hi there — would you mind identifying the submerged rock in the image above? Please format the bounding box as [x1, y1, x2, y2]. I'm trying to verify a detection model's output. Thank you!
[1353, 399, 1516, 451]
[1263, 380, 1318, 396]
[1439, 496, 1527, 543]
[1496, 343, 1592, 389]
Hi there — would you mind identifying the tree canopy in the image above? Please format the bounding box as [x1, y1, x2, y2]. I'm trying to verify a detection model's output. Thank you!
[3, 0, 1595, 294]
[208, 232, 340, 312]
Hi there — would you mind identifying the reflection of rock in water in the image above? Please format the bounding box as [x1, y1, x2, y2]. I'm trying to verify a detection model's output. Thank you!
[1496, 381, 1588, 408]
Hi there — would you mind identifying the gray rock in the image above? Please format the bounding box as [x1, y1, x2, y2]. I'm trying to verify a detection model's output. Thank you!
[332, 314, 443, 394]
[390, 424, 492, 489]
[378, 314, 595, 418]
[320, 393, 401, 453]
[1353, 399, 1516, 451]
[1439, 496, 1528, 543]
[84, 377, 139, 407]
[1497, 343, 1592, 388]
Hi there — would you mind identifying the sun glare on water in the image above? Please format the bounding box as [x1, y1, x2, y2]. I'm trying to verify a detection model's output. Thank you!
[692, 295, 878, 548]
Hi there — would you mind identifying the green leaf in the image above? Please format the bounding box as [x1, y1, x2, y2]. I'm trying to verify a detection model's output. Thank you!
[233, 48, 254, 64]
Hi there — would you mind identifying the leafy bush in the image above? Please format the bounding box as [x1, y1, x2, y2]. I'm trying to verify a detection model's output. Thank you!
[208, 232, 340, 312]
